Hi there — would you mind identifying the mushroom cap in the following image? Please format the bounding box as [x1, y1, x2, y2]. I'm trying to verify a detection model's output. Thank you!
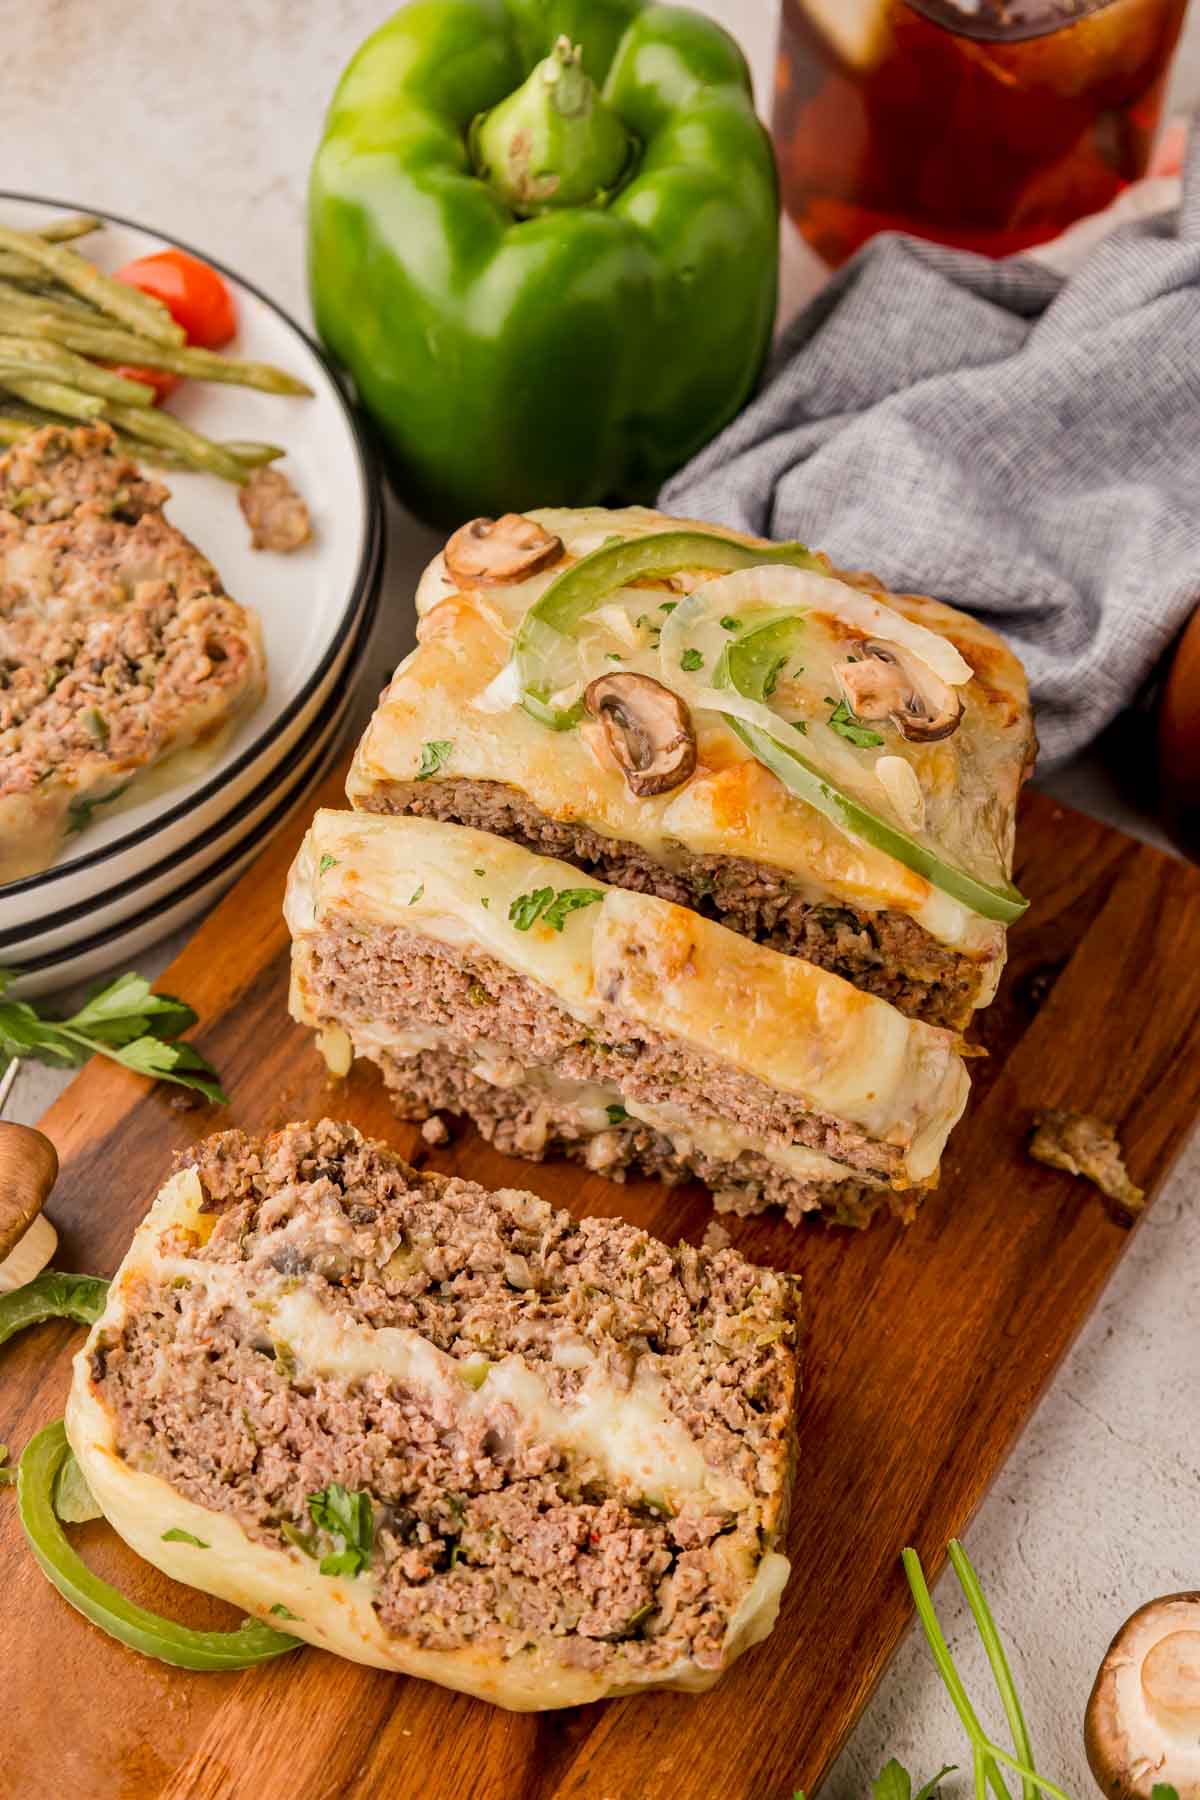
[835, 640, 963, 743]
[583, 672, 697, 798]
[444, 513, 564, 586]
[1085, 1592, 1200, 1800]
[0, 1121, 58, 1260]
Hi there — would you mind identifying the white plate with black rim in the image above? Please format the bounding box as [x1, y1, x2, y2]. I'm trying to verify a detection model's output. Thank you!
[0, 192, 383, 932]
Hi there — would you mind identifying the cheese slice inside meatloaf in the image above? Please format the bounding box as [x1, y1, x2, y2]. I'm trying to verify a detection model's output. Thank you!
[0, 424, 265, 881]
[285, 812, 970, 1228]
[347, 505, 1033, 1030]
[67, 1119, 799, 1710]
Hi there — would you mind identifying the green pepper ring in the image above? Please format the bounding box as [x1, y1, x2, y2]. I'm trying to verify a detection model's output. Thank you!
[18, 1419, 302, 1671]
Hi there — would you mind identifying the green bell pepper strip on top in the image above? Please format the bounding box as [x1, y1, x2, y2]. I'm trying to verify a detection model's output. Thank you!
[18, 1420, 302, 1671]
[718, 616, 1028, 926]
[309, 0, 779, 527]
[513, 529, 824, 726]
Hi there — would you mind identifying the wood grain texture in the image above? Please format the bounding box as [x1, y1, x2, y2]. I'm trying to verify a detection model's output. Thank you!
[4, 762, 1200, 1800]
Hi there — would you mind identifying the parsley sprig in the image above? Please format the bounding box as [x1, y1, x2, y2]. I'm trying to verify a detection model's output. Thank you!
[826, 697, 885, 749]
[0, 968, 226, 1104]
[508, 886, 605, 933]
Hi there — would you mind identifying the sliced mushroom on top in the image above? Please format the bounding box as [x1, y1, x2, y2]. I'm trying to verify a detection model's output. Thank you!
[1086, 1592, 1200, 1800]
[834, 640, 964, 742]
[444, 513, 564, 586]
[0, 1121, 60, 1293]
[583, 672, 697, 798]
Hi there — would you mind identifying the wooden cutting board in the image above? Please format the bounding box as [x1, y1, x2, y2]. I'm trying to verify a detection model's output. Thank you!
[5, 760, 1200, 1800]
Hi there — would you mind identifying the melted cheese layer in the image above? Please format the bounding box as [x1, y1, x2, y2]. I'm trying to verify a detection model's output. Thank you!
[285, 811, 969, 1181]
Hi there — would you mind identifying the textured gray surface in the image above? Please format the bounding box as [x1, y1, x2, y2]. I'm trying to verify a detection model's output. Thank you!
[2, 2, 1198, 1794]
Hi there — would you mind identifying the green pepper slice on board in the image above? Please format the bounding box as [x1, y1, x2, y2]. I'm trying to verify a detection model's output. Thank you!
[18, 1420, 302, 1671]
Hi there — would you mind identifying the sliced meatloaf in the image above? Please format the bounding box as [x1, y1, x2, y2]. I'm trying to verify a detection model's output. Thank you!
[347, 505, 1035, 1029]
[0, 424, 265, 882]
[285, 812, 970, 1228]
[67, 1119, 800, 1709]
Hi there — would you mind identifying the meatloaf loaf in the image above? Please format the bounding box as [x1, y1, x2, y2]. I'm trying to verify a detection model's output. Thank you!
[67, 1119, 800, 1709]
[285, 812, 970, 1228]
[347, 505, 1034, 1029]
[0, 424, 265, 881]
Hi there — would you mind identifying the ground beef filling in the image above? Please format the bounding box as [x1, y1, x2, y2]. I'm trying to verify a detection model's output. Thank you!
[376, 1044, 903, 1231]
[361, 777, 986, 1029]
[304, 924, 907, 1183]
[95, 1122, 799, 1672]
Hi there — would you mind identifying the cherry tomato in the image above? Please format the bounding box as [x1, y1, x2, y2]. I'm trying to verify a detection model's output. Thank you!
[115, 249, 237, 348]
[107, 364, 180, 404]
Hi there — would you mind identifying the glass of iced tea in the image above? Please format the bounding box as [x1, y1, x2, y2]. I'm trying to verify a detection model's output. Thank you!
[774, 0, 1190, 266]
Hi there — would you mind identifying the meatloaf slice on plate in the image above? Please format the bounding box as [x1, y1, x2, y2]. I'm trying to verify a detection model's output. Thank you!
[285, 812, 970, 1228]
[347, 505, 1034, 1030]
[0, 424, 265, 881]
[68, 1119, 800, 1709]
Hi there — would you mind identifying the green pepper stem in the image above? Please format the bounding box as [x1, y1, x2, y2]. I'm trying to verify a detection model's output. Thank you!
[469, 36, 634, 218]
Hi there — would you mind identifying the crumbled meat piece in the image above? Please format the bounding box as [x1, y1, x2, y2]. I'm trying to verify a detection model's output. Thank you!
[419, 1114, 450, 1147]
[701, 1221, 732, 1252]
[1028, 1110, 1145, 1217]
[238, 466, 312, 553]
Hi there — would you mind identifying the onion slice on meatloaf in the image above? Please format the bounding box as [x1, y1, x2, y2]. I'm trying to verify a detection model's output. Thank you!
[285, 812, 970, 1229]
[346, 504, 1034, 1030]
[0, 425, 266, 881]
[67, 1119, 800, 1709]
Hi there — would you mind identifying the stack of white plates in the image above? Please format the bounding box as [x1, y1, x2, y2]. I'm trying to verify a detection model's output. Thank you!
[0, 195, 384, 995]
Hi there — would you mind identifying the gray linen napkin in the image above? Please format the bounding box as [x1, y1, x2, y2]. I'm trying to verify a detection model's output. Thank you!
[660, 135, 1200, 766]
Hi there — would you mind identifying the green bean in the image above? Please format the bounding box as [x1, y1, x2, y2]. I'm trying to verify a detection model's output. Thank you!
[0, 414, 32, 444]
[105, 401, 246, 483]
[0, 376, 105, 421]
[0, 215, 103, 281]
[0, 306, 310, 396]
[0, 224, 184, 346]
[224, 440, 286, 466]
[0, 336, 154, 405]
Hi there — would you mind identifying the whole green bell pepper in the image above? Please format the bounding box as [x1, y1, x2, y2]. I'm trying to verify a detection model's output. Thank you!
[309, 0, 779, 527]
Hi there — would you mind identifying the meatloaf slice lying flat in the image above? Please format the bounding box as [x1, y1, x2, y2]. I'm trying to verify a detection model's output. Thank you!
[285, 812, 970, 1228]
[68, 1119, 800, 1710]
[0, 424, 265, 881]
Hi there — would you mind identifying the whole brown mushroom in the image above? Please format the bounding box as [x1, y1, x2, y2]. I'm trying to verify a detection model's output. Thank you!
[0, 1121, 59, 1291]
[1086, 1593, 1200, 1799]
[583, 672, 697, 798]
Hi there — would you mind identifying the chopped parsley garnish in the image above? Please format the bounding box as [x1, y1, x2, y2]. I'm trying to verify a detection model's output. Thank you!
[509, 886, 605, 933]
[719, 616, 740, 632]
[680, 648, 704, 672]
[81, 707, 109, 745]
[606, 652, 622, 662]
[467, 982, 493, 1006]
[658, 600, 678, 613]
[415, 739, 452, 781]
[480, 896, 490, 908]
[270, 1603, 300, 1620]
[605, 1102, 628, 1125]
[473, 867, 485, 876]
[762, 654, 788, 699]
[307, 1483, 374, 1578]
[161, 1527, 209, 1548]
[318, 854, 338, 876]
[826, 698, 885, 748]
[408, 884, 423, 906]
